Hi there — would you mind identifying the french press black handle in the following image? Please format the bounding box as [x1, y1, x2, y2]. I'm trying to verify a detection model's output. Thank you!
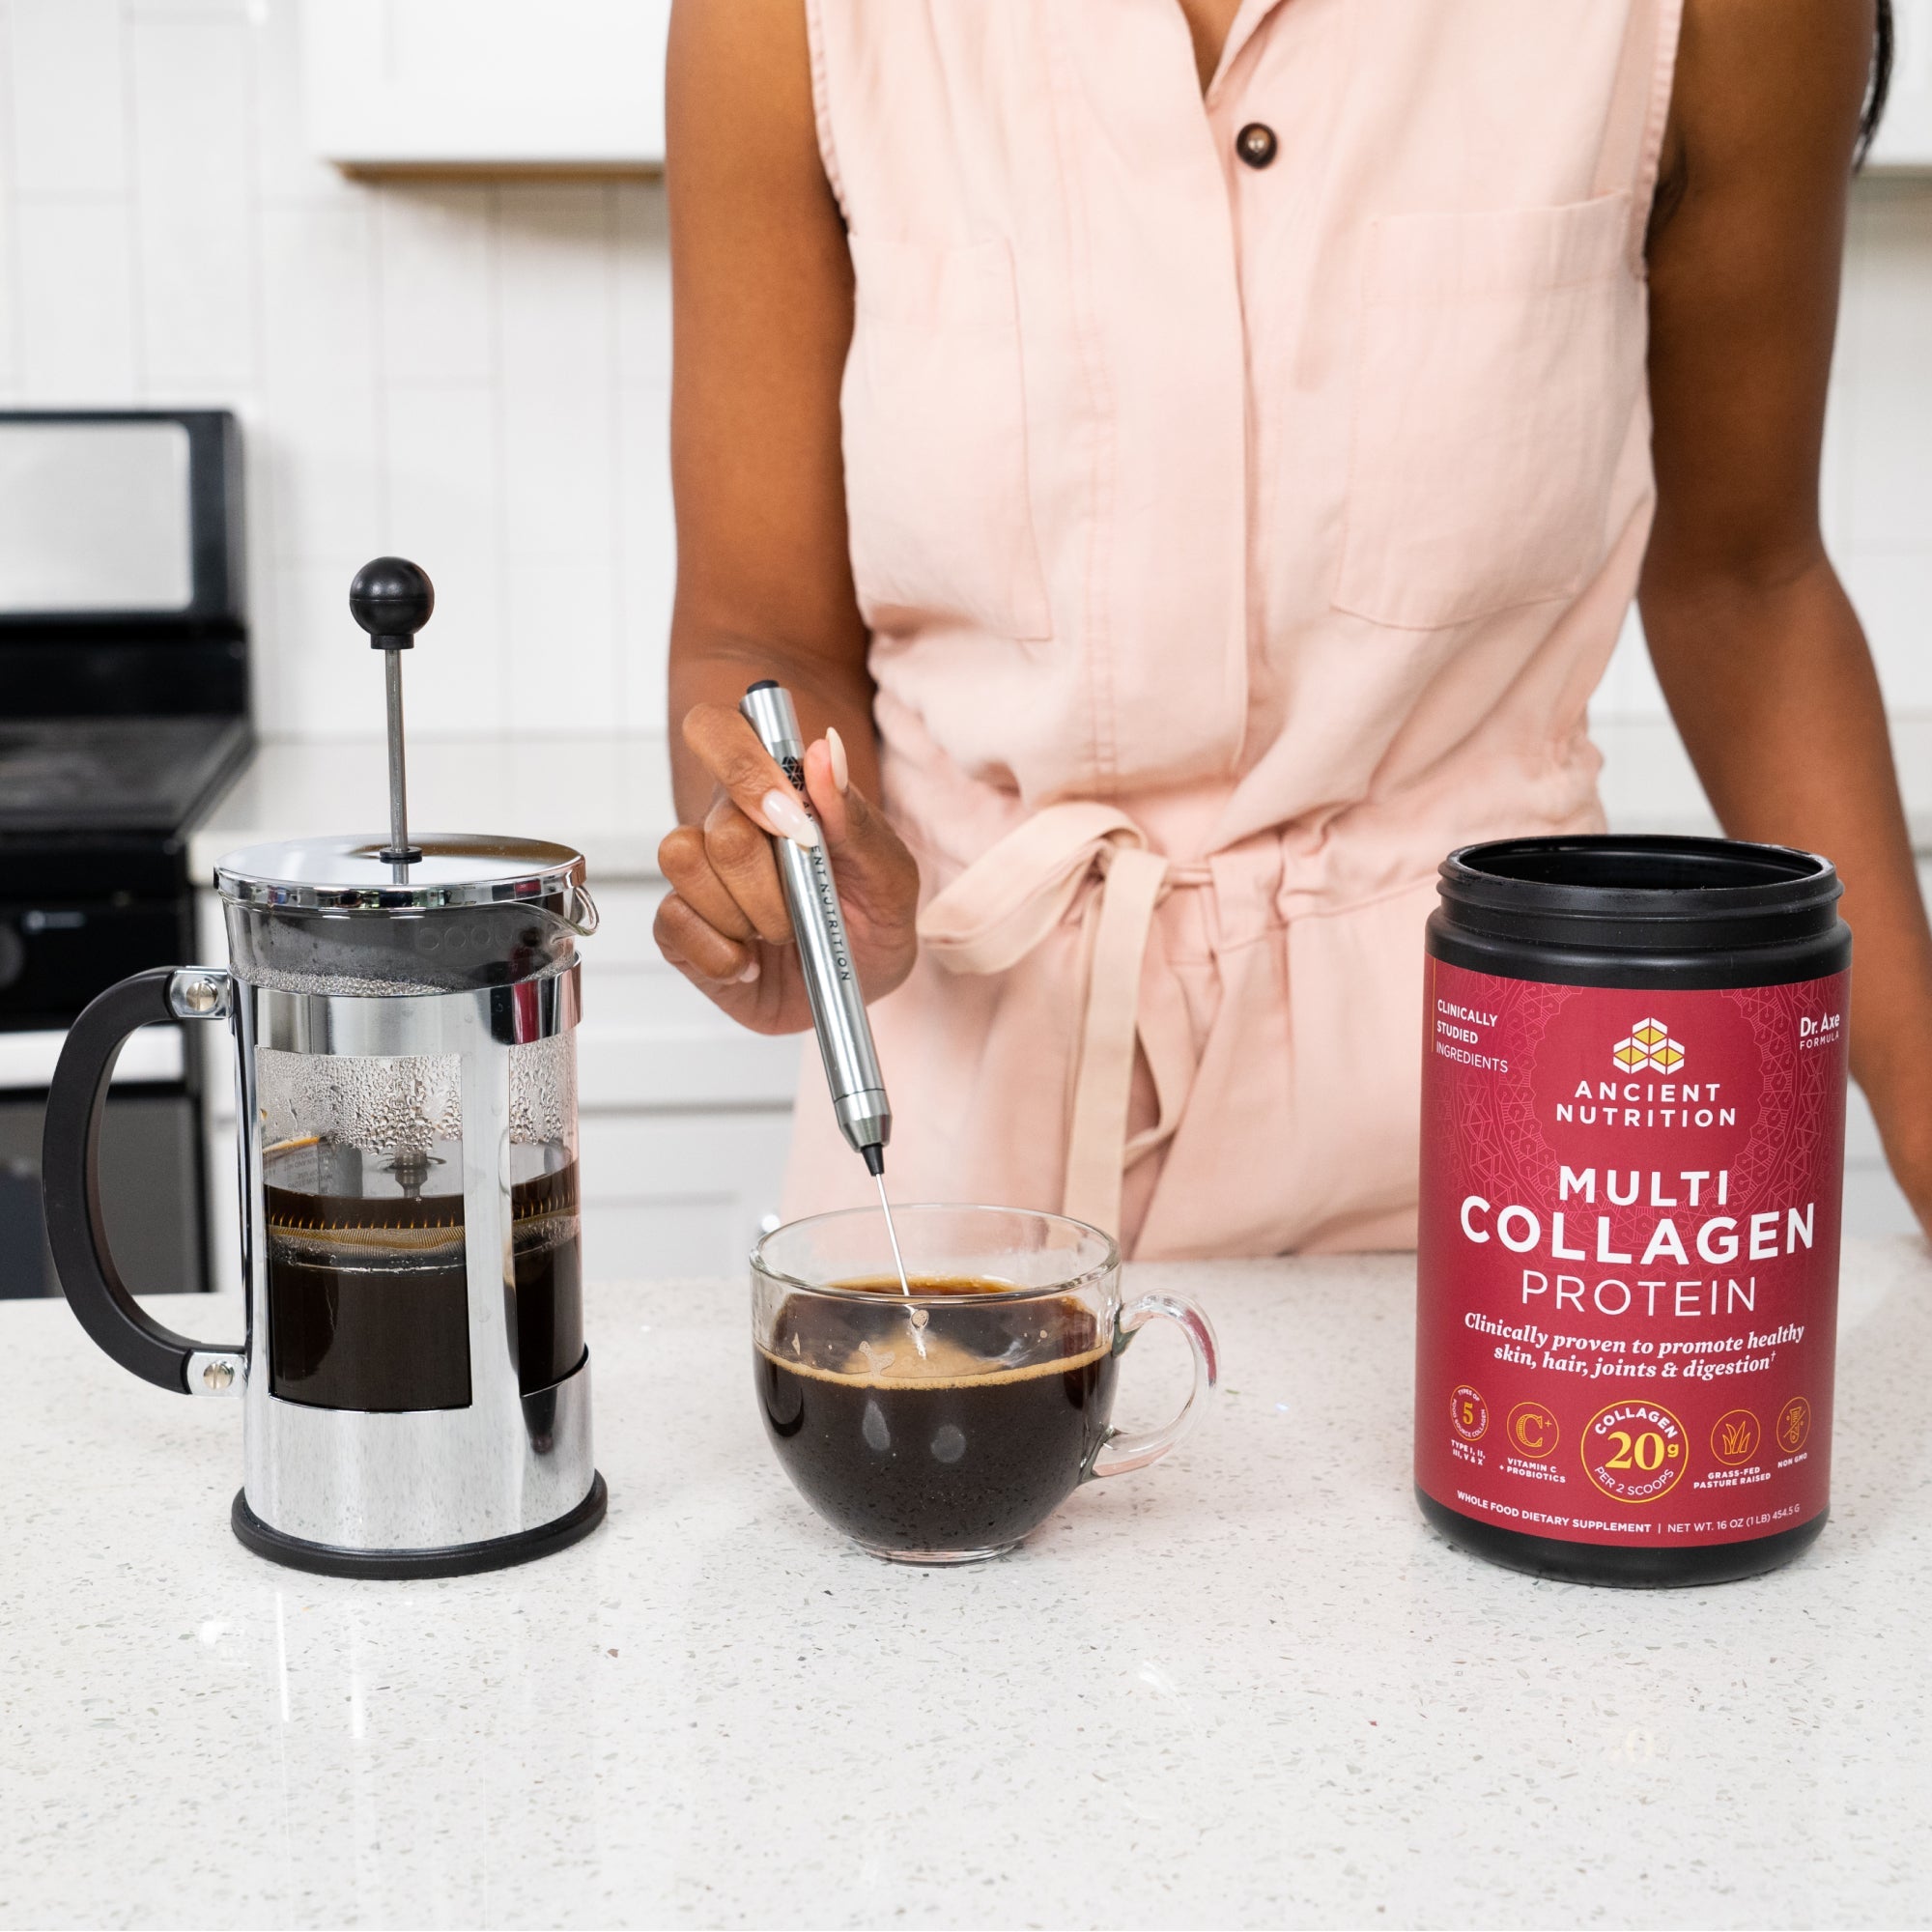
[42, 966, 244, 1395]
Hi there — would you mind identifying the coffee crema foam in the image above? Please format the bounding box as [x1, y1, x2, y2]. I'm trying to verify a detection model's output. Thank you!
[767, 1276, 1107, 1390]
[759, 1335, 1110, 1392]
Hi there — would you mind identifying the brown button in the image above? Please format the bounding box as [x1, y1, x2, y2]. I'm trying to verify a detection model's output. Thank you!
[1236, 122, 1278, 169]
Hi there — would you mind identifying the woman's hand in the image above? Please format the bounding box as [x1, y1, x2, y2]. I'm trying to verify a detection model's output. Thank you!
[653, 703, 921, 1034]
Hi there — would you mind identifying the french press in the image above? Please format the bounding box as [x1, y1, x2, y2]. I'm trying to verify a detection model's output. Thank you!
[42, 558, 607, 1577]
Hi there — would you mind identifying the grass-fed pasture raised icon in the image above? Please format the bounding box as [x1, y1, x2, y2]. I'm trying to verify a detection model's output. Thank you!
[1612, 1018, 1684, 1074]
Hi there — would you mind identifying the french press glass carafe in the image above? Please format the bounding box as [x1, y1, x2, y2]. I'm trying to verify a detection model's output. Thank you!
[42, 559, 606, 1577]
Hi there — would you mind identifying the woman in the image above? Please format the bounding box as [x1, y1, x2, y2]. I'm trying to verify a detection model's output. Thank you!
[655, 0, 1932, 1256]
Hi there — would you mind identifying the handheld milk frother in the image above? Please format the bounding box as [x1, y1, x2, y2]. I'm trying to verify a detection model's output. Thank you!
[739, 682, 915, 1310]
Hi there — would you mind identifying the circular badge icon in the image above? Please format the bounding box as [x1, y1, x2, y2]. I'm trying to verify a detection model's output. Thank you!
[1450, 1384, 1490, 1442]
[1581, 1401, 1687, 1504]
[1505, 1400, 1560, 1460]
[1710, 1407, 1760, 1465]
[1776, 1395, 1812, 1455]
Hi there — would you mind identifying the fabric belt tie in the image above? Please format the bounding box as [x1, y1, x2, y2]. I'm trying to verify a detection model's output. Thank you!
[917, 802, 1201, 1238]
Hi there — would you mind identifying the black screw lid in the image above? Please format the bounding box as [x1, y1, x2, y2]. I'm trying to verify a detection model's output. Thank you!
[1432, 835, 1849, 989]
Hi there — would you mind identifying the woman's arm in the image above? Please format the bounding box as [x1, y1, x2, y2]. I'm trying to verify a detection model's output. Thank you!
[1641, 0, 1932, 1235]
[657, 0, 919, 1031]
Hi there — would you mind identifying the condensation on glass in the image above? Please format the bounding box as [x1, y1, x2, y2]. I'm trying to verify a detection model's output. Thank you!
[220, 838, 595, 1417]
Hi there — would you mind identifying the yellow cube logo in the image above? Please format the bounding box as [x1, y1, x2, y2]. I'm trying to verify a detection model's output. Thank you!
[1612, 1018, 1686, 1074]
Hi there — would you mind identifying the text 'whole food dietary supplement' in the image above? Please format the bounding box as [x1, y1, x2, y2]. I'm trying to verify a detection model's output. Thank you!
[1415, 837, 1850, 1586]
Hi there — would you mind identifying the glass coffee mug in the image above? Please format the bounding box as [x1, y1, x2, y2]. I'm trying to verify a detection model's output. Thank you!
[751, 1205, 1219, 1562]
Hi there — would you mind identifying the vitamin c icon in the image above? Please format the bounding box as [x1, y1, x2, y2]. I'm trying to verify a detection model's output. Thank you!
[1776, 1396, 1812, 1455]
[1505, 1401, 1560, 1460]
[1710, 1408, 1760, 1465]
[1582, 1401, 1687, 1503]
[1450, 1384, 1489, 1442]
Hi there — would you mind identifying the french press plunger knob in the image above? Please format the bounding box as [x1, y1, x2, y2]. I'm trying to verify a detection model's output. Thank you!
[349, 555, 435, 865]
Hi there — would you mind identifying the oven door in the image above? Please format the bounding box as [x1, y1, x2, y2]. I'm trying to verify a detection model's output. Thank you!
[0, 1027, 207, 1298]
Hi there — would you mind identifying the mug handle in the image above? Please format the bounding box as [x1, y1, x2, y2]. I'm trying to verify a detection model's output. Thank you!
[41, 967, 245, 1397]
[1086, 1291, 1220, 1480]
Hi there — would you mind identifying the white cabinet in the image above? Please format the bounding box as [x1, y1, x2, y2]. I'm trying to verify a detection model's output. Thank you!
[300, 0, 671, 175]
[574, 881, 799, 1274]
[580, 1111, 795, 1283]
[1870, 0, 1932, 170]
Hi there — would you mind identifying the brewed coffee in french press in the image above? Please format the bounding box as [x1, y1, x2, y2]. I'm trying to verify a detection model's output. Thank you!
[43, 557, 606, 1577]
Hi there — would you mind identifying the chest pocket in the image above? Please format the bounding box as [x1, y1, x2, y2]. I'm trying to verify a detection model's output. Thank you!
[840, 235, 1054, 641]
[1334, 194, 1645, 633]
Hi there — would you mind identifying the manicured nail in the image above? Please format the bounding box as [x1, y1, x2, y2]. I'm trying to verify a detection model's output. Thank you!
[735, 956, 760, 983]
[825, 726, 851, 795]
[759, 787, 820, 848]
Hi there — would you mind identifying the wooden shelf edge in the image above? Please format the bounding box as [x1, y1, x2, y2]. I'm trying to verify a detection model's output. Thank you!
[333, 160, 664, 183]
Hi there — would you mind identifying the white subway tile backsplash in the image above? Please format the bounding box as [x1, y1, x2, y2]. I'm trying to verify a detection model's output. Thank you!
[249, 0, 356, 208]
[1843, 185, 1932, 554]
[502, 379, 615, 559]
[506, 544, 619, 733]
[0, 0, 1925, 747]
[0, 8, 20, 396]
[1590, 606, 1666, 722]
[616, 380, 673, 731]
[382, 381, 509, 732]
[375, 185, 495, 385]
[259, 201, 382, 559]
[1818, 326, 1854, 556]
[1840, 549, 1932, 712]
[128, 14, 256, 387]
[14, 197, 139, 399]
[7, 0, 127, 197]
[496, 183, 615, 388]
[261, 199, 378, 392]
[613, 180, 668, 390]
[262, 557, 384, 736]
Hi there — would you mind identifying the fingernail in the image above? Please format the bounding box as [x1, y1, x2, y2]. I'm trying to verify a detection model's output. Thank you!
[735, 956, 760, 983]
[759, 787, 820, 848]
[825, 726, 851, 795]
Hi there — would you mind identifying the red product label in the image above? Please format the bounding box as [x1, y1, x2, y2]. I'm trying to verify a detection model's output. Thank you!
[1415, 960, 1848, 1548]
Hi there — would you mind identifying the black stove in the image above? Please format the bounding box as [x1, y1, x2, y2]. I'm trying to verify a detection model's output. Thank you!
[0, 409, 250, 1295]
[0, 717, 248, 833]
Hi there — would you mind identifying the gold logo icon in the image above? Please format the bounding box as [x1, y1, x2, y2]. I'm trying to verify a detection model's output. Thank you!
[1612, 1017, 1685, 1074]
[1450, 1383, 1490, 1442]
[1506, 1400, 1560, 1460]
[1710, 1408, 1760, 1465]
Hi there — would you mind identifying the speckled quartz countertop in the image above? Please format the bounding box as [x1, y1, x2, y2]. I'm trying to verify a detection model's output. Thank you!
[5, 1240, 1930, 1929]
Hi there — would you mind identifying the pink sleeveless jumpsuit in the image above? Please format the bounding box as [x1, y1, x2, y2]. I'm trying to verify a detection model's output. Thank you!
[781, 0, 1684, 1259]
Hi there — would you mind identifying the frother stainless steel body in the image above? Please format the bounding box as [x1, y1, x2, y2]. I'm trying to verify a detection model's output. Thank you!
[740, 682, 893, 1164]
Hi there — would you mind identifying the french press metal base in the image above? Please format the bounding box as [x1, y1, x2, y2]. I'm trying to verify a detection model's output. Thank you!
[231, 1473, 608, 1580]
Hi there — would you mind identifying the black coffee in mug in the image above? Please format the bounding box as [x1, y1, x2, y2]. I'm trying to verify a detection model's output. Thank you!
[755, 1277, 1120, 1557]
[751, 1207, 1219, 1564]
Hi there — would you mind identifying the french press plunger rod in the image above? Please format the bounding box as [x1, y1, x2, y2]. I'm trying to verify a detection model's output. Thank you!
[350, 554, 432, 867]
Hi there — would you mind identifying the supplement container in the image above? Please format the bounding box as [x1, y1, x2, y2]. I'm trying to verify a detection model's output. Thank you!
[1415, 836, 1850, 1585]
